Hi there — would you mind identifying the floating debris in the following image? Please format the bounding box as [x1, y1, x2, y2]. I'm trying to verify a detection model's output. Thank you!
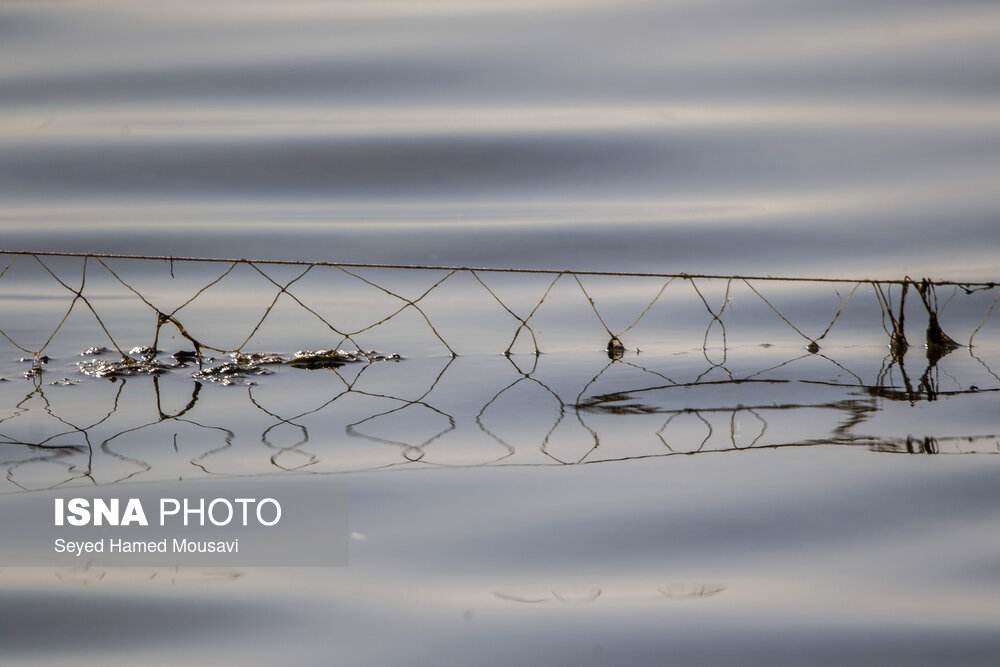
[19, 355, 49, 364]
[172, 349, 399, 382]
[192, 363, 270, 386]
[33, 347, 403, 383]
[287, 349, 401, 370]
[21, 355, 50, 379]
[235, 352, 284, 365]
[367, 351, 402, 362]
[78, 357, 174, 378]
[50, 378, 78, 386]
[191, 354, 280, 386]
[171, 350, 221, 366]
[170, 350, 209, 366]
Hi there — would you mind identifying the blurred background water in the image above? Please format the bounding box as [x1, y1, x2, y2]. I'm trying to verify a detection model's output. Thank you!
[2, 0, 999, 277]
[1, 1, 1000, 665]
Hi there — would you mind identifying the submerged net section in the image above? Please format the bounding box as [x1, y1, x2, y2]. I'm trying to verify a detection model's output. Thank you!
[1, 250, 998, 491]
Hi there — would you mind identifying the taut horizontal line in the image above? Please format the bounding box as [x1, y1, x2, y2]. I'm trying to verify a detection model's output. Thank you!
[2, 250, 996, 288]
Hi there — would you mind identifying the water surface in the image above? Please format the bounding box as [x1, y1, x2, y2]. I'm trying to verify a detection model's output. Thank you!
[2, 1, 999, 665]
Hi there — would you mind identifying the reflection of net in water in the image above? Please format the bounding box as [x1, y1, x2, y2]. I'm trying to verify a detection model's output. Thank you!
[0, 250, 998, 491]
[2, 353, 998, 492]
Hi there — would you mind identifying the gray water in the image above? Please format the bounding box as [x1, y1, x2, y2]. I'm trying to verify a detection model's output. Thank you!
[2, 1, 1000, 665]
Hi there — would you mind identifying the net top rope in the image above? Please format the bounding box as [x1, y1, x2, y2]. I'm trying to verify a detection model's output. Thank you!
[3, 250, 997, 287]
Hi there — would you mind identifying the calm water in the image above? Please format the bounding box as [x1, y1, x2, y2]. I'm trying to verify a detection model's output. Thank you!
[2, 1, 1000, 665]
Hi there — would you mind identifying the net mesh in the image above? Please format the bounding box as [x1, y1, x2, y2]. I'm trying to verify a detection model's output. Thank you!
[1, 250, 997, 364]
[1, 250, 998, 491]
